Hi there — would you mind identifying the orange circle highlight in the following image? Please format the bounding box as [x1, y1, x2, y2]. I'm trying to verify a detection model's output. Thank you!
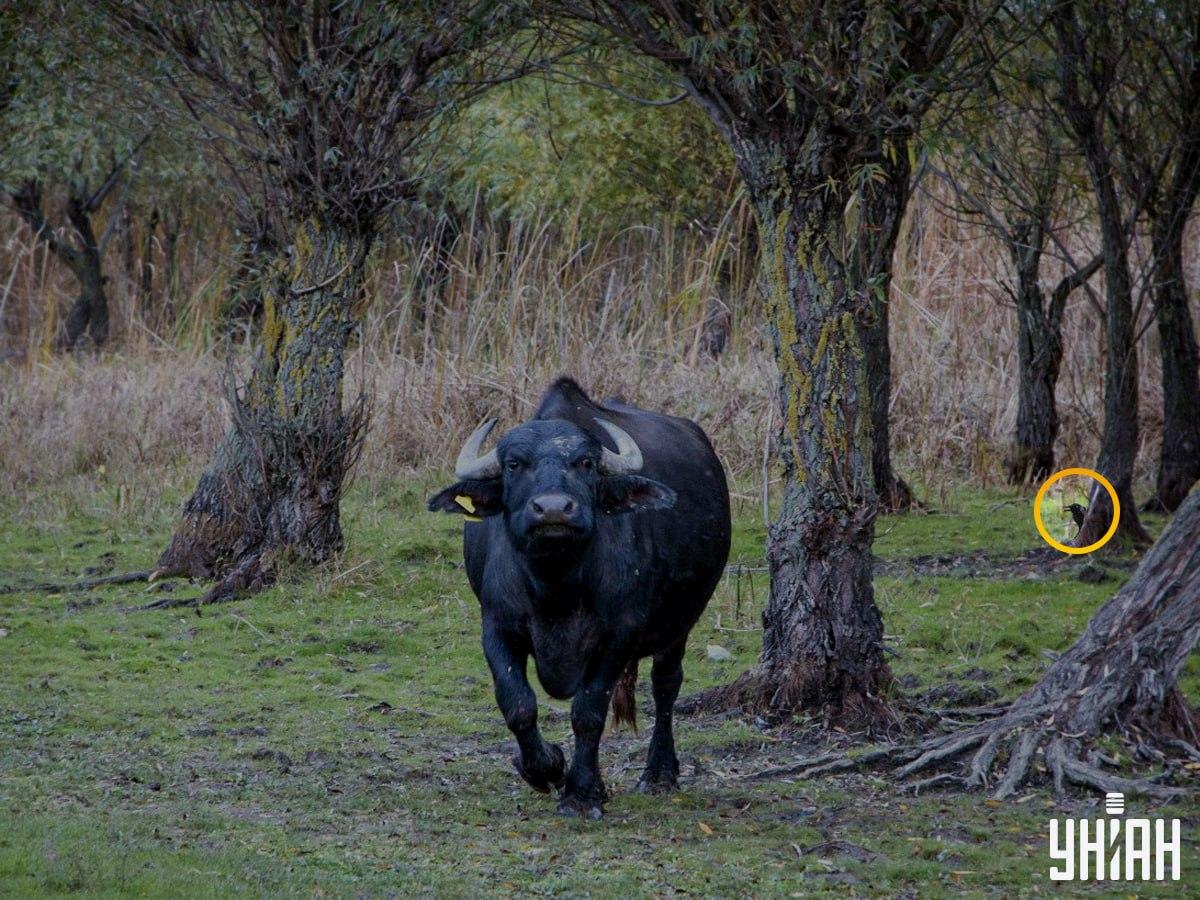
[1033, 467, 1120, 555]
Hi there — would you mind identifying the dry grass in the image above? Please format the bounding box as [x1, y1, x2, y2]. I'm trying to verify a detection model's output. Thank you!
[2, 184, 1196, 512]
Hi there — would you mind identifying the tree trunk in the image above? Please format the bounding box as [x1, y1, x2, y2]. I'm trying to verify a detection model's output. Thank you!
[161, 207, 181, 328]
[1070, 167, 1150, 547]
[139, 206, 159, 321]
[1054, 5, 1151, 548]
[701, 138, 890, 724]
[154, 219, 370, 601]
[859, 151, 914, 511]
[60, 189, 110, 348]
[11, 180, 109, 350]
[1148, 218, 1200, 512]
[1005, 228, 1061, 484]
[121, 203, 136, 284]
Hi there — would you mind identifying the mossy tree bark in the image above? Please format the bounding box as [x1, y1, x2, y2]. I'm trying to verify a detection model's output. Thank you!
[705, 134, 890, 723]
[577, 0, 967, 723]
[103, 0, 521, 605]
[154, 220, 369, 600]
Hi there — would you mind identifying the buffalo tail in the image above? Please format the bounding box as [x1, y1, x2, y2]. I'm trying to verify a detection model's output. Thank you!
[610, 659, 638, 732]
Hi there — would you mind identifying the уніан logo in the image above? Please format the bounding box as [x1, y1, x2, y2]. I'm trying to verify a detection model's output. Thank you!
[1049, 792, 1181, 881]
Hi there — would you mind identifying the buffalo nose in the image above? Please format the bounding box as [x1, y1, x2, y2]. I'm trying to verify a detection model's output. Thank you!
[529, 493, 577, 524]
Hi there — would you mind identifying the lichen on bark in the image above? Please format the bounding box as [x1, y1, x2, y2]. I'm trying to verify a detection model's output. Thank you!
[696, 139, 891, 725]
[154, 220, 370, 602]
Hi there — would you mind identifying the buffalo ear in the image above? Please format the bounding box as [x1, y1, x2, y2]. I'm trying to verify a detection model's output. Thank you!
[599, 475, 677, 515]
[427, 480, 503, 519]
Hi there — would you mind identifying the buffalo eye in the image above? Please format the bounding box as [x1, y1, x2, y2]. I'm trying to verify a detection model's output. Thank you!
[505, 459, 524, 473]
[576, 457, 594, 471]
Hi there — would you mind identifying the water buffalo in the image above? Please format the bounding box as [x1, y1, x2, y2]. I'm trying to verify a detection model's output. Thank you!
[428, 378, 731, 818]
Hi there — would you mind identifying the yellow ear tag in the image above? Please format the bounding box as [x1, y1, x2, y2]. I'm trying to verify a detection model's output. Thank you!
[455, 495, 482, 522]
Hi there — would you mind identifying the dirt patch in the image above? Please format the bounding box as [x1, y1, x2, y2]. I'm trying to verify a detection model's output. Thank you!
[873, 548, 1134, 580]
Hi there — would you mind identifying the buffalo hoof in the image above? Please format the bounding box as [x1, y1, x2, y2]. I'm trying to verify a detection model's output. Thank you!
[636, 772, 678, 795]
[556, 795, 604, 820]
[512, 743, 565, 794]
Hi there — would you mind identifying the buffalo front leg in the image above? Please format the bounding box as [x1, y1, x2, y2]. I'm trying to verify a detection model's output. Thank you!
[557, 660, 626, 820]
[482, 619, 564, 793]
[638, 641, 684, 794]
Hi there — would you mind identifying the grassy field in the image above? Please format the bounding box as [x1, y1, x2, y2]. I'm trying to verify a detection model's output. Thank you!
[1, 480, 1196, 897]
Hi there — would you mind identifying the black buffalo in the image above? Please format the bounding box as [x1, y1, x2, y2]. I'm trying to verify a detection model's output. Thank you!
[428, 378, 731, 818]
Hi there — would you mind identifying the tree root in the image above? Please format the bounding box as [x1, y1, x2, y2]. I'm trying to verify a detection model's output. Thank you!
[893, 727, 989, 779]
[0, 570, 151, 595]
[138, 552, 272, 611]
[679, 665, 899, 734]
[747, 746, 901, 781]
[743, 707, 1191, 801]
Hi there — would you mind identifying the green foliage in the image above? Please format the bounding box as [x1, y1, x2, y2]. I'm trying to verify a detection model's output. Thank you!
[96, 0, 530, 236]
[448, 64, 734, 229]
[0, 1, 205, 209]
[2, 5, 119, 186]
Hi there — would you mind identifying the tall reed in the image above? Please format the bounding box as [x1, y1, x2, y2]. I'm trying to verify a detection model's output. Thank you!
[1, 184, 1193, 507]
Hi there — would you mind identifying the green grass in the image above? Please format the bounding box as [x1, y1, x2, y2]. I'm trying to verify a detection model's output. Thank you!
[0, 481, 1195, 897]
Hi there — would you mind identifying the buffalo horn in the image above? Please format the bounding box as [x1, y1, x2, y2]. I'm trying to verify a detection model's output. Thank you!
[596, 419, 644, 475]
[454, 418, 501, 480]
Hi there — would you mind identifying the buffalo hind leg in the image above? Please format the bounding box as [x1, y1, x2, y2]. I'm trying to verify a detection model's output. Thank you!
[557, 659, 626, 819]
[482, 619, 564, 793]
[639, 641, 685, 794]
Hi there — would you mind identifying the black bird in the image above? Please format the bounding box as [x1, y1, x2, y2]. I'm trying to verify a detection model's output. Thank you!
[1066, 503, 1088, 530]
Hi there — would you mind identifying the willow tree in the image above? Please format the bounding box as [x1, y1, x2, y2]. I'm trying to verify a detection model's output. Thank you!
[1135, 1, 1200, 513]
[932, 61, 1104, 485]
[1049, 1, 1156, 548]
[98, 1, 523, 600]
[1, 2, 152, 350]
[564, 2, 978, 721]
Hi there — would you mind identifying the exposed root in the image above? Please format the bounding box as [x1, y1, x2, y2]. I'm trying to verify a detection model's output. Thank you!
[1052, 739, 1184, 799]
[965, 728, 1002, 788]
[990, 726, 1043, 799]
[747, 746, 901, 781]
[138, 551, 272, 611]
[138, 594, 205, 611]
[1, 570, 151, 595]
[907, 772, 964, 794]
[680, 665, 898, 734]
[1165, 739, 1200, 762]
[743, 704, 1193, 802]
[893, 728, 987, 779]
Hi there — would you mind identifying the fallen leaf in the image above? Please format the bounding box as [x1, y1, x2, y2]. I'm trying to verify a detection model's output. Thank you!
[698, 821, 714, 835]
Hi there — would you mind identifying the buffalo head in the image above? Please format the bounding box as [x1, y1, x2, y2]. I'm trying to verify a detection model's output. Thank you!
[428, 418, 676, 556]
